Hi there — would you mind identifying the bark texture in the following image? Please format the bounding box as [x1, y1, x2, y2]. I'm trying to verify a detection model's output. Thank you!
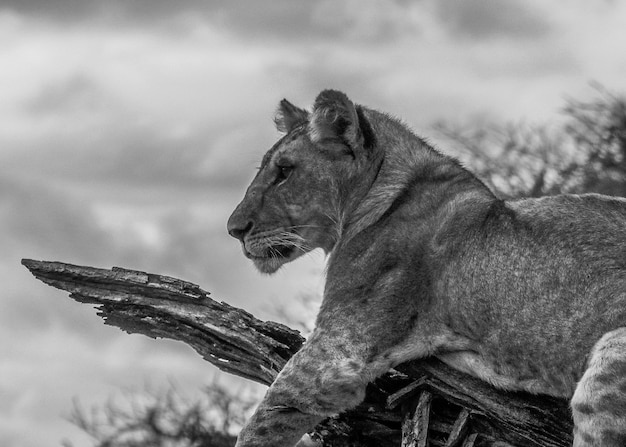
[22, 259, 573, 446]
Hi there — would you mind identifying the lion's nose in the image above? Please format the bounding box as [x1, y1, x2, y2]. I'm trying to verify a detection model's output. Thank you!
[227, 215, 254, 242]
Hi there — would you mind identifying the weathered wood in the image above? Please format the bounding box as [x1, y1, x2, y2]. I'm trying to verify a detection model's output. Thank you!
[396, 362, 572, 447]
[445, 409, 471, 447]
[401, 391, 432, 447]
[461, 434, 478, 447]
[387, 378, 426, 410]
[22, 259, 574, 446]
[21, 259, 302, 386]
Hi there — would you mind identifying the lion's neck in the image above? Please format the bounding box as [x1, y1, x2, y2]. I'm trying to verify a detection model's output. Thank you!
[339, 108, 495, 244]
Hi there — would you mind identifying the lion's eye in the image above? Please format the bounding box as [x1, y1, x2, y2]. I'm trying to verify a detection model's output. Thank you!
[276, 165, 293, 185]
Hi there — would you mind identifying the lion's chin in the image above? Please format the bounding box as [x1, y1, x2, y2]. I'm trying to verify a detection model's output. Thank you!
[253, 257, 287, 275]
[246, 244, 303, 274]
[251, 247, 306, 274]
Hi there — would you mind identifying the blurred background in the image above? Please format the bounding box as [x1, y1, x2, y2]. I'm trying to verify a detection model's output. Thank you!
[1, 1, 626, 446]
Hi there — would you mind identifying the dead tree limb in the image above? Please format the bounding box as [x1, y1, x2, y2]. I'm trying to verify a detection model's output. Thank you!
[22, 259, 573, 446]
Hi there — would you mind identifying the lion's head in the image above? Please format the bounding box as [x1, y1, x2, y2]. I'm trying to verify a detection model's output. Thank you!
[227, 90, 380, 274]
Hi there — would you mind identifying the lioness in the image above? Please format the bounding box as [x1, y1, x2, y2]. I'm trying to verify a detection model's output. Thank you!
[227, 90, 626, 447]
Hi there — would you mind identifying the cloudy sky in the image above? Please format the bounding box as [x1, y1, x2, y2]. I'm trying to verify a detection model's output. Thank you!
[1, 1, 625, 446]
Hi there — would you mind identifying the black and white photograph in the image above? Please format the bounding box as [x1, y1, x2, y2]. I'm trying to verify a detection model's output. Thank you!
[2, 1, 626, 446]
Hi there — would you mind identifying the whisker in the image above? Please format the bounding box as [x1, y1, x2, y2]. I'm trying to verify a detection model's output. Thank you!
[284, 224, 324, 230]
[268, 245, 281, 259]
[271, 232, 312, 253]
[322, 210, 343, 240]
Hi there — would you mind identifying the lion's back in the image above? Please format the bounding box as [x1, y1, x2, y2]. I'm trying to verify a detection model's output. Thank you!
[508, 193, 626, 233]
[438, 193, 626, 390]
[505, 193, 626, 269]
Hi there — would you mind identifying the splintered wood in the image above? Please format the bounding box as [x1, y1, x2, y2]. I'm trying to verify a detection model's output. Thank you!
[402, 391, 432, 447]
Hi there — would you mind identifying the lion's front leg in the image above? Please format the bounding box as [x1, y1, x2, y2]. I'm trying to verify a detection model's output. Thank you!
[235, 330, 375, 447]
[235, 402, 323, 447]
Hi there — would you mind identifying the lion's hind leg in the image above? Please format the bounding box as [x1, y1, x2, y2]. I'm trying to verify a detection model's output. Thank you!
[571, 328, 626, 447]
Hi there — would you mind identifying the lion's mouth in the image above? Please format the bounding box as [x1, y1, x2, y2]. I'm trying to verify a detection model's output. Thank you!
[245, 244, 295, 260]
[273, 244, 296, 258]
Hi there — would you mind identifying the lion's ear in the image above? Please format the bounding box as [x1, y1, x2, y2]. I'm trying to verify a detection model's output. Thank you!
[310, 90, 364, 152]
[274, 99, 309, 133]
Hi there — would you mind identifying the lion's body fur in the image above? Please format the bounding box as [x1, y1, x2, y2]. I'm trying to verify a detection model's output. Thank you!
[228, 91, 626, 446]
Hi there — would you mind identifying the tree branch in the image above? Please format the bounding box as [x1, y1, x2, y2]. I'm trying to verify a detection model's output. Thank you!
[22, 259, 573, 446]
[21, 259, 301, 386]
